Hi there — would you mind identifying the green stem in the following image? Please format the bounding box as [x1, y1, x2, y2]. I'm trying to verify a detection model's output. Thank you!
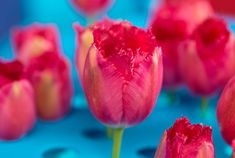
[167, 90, 176, 105]
[201, 97, 208, 117]
[86, 17, 95, 26]
[106, 127, 113, 139]
[112, 128, 124, 158]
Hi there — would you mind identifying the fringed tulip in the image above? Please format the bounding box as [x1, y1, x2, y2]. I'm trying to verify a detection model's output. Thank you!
[12, 24, 60, 64]
[155, 117, 215, 158]
[179, 18, 235, 96]
[149, 0, 213, 89]
[26, 52, 73, 121]
[70, 0, 112, 17]
[0, 60, 36, 140]
[74, 18, 113, 85]
[80, 19, 163, 158]
[217, 76, 235, 145]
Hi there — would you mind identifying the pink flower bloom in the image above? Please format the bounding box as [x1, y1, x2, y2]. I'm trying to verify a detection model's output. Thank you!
[0, 60, 36, 140]
[26, 52, 73, 121]
[179, 18, 235, 96]
[149, 0, 213, 89]
[217, 76, 235, 145]
[70, 0, 112, 17]
[12, 24, 60, 64]
[155, 117, 215, 158]
[80, 20, 163, 127]
[74, 18, 113, 85]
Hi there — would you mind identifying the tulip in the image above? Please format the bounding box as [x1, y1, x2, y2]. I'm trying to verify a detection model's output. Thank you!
[70, 0, 112, 17]
[179, 18, 235, 97]
[149, 0, 213, 89]
[12, 24, 60, 64]
[80, 20, 163, 158]
[74, 18, 113, 85]
[155, 117, 215, 158]
[217, 76, 235, 145]
[26, 52, 73, 121]
[0, 60, 36, 140]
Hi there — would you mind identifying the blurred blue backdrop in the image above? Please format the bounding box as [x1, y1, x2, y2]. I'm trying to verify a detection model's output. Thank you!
[0, 0, 233, 158]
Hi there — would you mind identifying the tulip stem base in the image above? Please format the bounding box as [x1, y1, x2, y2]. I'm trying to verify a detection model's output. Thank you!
[201, 97, 208, 117]
[107, 127, 113, 139]
[112, 128, 124, 158]
[86, 17, 95, 26]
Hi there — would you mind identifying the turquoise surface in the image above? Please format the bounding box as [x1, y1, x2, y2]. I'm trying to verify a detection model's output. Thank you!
[0, 0, 234, 157]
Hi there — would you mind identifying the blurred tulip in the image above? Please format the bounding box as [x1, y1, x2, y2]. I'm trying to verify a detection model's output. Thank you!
[70, 0, 112, 17]
[12, 24, 60, 64]
[179, 18, 235, 96]
[155, 117, 215, 158]
[149, 0, 213, 89]
[0, 60, 36, 140]
[26, 52, 73, 121]
[217, 76, 235, 145]
[74, 18, 113, 85]
[80, 19, 163, 158]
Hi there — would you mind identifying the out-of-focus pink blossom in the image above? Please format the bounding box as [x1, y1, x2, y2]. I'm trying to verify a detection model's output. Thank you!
[26, 52, 73, 121]
[217, 76, 235, 145]
[70, 0, 112, 17]
[149, 0, 213, 89]
[12, 24, 60, 64]
[179, 18, 235, 96]
[0, 60, 36, 140]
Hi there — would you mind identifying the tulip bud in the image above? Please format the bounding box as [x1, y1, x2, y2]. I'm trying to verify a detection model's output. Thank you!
[155, 117, 215, 158]
[12, 24, 60, 64]
[81, 19, 163, 127]
[179, 18, 235, 96]
[217, 76, 235, 145]
[26, 52, 73, 121]
[70, 0, 112, 17]
[149, 0, 213, 89]
[0, 60, 36, 140]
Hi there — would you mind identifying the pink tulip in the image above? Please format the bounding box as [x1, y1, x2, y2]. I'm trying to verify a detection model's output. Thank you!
[217, 76, 235, 145]
[77, 19, 163, 158]
[74, 18, 113, 85]
[12, 24, 60, 64]
[179, 18, 235, 96]
[0, 60, 36, 140]
[81, 20, 163, 127]
[70, 0, 112, 17]
[155, 117, 215, 158]
[26, 52, 73, 121]
[149, 0, 213, 89]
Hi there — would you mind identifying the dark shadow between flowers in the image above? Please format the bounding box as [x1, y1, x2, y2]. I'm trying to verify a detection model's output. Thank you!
[137, 146, 156, 158]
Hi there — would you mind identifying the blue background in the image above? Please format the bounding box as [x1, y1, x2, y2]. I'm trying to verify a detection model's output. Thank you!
[0, 0, 234, 157]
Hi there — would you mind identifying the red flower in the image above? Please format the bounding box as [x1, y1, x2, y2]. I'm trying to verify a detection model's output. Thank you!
[155, 117, 215, 158]
[217, 76, 235, 144]
[12, 24, 60, 64]
[0, 60, 36, 140]
[70, 0, 112, 17]
[149, 0, 213, 89]
[74, 18, 113, 85]
[179, 18, 235, 96]
[26, 52, 73, 121]
[79, 19, 163, 127]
